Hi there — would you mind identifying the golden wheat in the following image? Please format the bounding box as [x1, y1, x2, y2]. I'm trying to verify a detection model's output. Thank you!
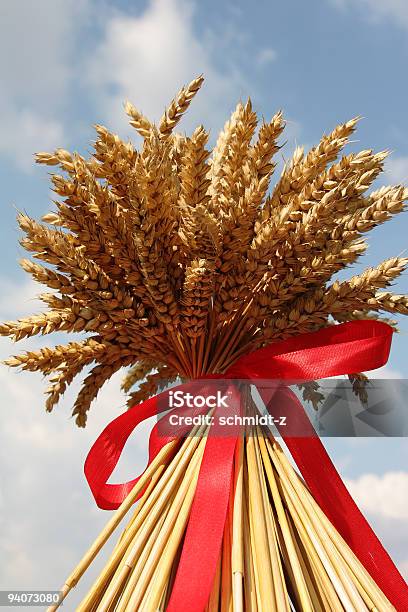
[0, 75, 406, 426]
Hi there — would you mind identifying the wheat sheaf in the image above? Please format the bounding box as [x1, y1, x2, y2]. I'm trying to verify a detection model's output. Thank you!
[1, 75, 407, 427]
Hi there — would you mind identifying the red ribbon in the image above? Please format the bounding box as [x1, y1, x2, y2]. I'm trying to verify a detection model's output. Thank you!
[85, 320, 408, 610]
[167, 384, 241, 612]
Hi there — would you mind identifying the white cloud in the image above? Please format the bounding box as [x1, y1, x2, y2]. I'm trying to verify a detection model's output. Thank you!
[331, 0, 408, 29]
[344, 471, 408, 577]
[362, 512, 408, 579]
[345, 471, 408, 520]
[369, 365, 404, 379]
[400, 560, 408, 578]
[0, 1, 89, 100]
[0, 0, 90, 170]
[386, 156, 408, 185]
[0, 108, 64, 172]
[256, 47, 277, 68]
[86, 0, 249, 138]
[0, 278, 43, 320]
[0, 0, 272, 169]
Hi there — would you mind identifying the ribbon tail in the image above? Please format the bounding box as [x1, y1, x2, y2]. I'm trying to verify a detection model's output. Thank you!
[167, 432, 237, 612]
[167, 385, 241, 612]
[259, 386, 408, 611]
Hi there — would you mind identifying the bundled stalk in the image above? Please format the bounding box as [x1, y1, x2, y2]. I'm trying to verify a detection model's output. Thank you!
[47, 415, 396, 612]
[2, 76, 406, 610]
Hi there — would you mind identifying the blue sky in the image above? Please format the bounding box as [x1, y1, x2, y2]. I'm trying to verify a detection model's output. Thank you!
[0, 0, 407, 602]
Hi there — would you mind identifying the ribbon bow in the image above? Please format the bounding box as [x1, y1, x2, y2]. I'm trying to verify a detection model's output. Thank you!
[85, 320, 408, 611]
